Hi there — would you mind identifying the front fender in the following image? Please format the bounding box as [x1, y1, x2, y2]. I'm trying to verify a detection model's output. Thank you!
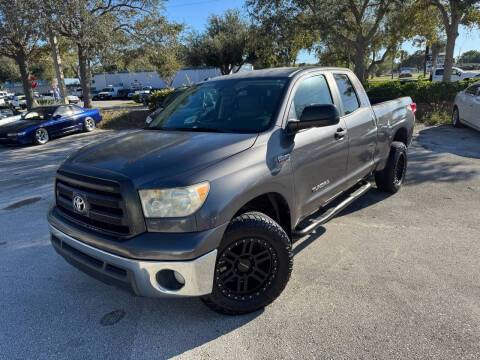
[193, 138, 296, 232]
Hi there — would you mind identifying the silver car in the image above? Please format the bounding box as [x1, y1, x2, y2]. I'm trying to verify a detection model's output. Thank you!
[453, 82, 480, 131]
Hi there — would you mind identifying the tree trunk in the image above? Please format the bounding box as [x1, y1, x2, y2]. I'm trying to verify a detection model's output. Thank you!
[16, 53, 35, 110]
[78, 44, 92, 108]
[353, 49, 367, 82]
[50, 30, 68, 104]
[442, 21, 459, 82]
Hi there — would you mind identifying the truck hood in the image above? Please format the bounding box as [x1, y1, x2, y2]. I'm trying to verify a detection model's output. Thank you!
[67, 130, 257, 182]
[0, 119, 39, 134]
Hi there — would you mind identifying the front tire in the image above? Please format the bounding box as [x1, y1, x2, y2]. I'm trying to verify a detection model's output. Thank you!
[201, 212, 293, 315]
[34, 127, 49, 145]
[452, 107, 462, 128]
[375, 141, 407, 193]
[84, 117, 96, 132]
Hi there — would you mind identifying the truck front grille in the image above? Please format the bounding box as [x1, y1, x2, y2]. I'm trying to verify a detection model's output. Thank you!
[55, 170, 131, 238]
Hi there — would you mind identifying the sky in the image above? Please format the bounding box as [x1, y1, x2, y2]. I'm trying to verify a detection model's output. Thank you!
[164, 0, 480, 64]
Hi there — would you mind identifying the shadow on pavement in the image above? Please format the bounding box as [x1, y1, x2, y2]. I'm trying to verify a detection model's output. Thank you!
[416, 125, 480, 159]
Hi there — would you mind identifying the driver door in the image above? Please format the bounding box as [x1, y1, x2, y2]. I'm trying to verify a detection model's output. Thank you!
[288, 74, 349, 217]
[51, 105, 74, 136]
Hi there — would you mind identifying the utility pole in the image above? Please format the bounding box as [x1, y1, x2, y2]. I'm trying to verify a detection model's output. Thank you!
[49, 30, 68, 104]
[424, 45, 429, 77]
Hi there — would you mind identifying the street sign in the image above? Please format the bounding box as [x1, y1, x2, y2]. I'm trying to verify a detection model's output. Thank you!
[30, 76, 37, 89]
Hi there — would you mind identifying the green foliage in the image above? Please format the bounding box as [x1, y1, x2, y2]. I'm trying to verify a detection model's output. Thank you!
[419, 110, 451, 125]
[248, 0, 415, 81]
[131, 15, 184, 86]
[132, 93, 142, 103]
[146, 88, 174, 110]
[365, 79, 472, 107]
[0, 57, 20, 84]
[458, 50, 480, 64]
[37, 99, 59, 105]
[184, 9, 250, 75]
[248, 12, 317, 68]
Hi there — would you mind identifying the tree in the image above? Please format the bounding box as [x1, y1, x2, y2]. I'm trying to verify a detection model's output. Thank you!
[131, 15, 184, 87]
[0, 0, 43, 109]
[249, 11, 318, 68]
[46, 0, 158, 108]
[425, 0, 480, 81]
[458, 49, 480, 63]
[0, 57, 20, 84]
[184, 9, 250, 75]
[248, 0, 414, 81]
[401, 50, 427, 70]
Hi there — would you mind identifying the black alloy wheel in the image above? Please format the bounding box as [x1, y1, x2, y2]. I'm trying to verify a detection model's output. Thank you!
[216, 238, 277, 300]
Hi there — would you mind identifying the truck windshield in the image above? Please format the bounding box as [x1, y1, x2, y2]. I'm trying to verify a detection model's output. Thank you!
[147, 78, 287, 133]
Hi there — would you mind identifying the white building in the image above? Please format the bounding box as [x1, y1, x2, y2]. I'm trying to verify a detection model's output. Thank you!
[92, 65, 254, 90]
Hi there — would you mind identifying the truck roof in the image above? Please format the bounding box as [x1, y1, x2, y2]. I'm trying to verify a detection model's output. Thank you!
[210, 66, 350, 81]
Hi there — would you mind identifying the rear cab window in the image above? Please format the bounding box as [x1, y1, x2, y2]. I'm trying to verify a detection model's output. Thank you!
[333, 74, 360, 115]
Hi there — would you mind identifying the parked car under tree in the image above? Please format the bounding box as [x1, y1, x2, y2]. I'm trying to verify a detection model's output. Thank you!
[0, 104, 102, 145]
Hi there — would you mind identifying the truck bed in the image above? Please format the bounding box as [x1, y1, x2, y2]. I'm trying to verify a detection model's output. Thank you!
[369, 96, 415, 170]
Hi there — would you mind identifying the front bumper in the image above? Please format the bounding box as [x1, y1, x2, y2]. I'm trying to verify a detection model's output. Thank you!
[50, 225, 217, 297]
[0, 135, 31, 145]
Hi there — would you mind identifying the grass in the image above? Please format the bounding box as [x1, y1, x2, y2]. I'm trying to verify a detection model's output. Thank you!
[369, 73, 422, 82]
[98, 109, 151, 130]
[418, 110, 452, 126]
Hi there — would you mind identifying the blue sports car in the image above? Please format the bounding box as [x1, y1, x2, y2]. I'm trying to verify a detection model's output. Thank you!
[0, 104, 102, 145]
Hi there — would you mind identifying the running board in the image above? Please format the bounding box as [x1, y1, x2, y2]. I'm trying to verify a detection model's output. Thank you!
[292, 181, 372, 239]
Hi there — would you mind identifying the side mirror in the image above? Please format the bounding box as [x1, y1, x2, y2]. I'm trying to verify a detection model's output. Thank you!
[287, 104, 340, 133]
[52, 114, 61, 119]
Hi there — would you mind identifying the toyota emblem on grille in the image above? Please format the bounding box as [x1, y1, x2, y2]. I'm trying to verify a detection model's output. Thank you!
[73, 194, 88, 214]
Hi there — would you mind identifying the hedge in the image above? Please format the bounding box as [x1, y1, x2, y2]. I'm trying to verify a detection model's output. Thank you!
[364, 79, 474, 110]
[146, 88, 174, 110]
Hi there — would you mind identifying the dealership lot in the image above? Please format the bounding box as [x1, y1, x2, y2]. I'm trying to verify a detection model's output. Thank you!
[0, 125, 479, 359]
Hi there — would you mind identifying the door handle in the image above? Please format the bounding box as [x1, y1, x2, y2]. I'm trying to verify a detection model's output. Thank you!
[335, 128, 347, 140]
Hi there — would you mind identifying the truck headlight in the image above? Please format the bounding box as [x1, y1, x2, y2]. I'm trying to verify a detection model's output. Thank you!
[139, 182, 210, 218]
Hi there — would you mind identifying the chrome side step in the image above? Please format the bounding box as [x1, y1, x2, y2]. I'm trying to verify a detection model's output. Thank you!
[292, 181, 372, 239]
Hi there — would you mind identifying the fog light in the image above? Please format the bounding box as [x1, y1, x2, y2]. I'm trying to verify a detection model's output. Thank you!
[173, 270, 185, 285]
[156, 269, 185, 291]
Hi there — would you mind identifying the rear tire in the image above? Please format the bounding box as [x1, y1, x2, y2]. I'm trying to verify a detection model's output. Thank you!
[452, 107, 462, 128]
[84, 117, 96, 132]
[201, 211, 293, 315]
[375, 141, 407, 193]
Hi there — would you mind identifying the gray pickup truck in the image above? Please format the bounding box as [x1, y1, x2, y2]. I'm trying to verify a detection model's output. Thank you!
[48, 67, 415, 315]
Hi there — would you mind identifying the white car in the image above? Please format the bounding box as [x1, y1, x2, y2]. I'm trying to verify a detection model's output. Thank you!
[10, 95, 27, 109]
[452, 82, 480, 131]
[67, 95, 80, 104]
[432, 67, 480, 82]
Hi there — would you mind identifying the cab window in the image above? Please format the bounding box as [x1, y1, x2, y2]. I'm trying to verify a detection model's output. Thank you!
[289, 75, 333, 120]
[333, 74, 360, 115]
[54, 105, 73, 117]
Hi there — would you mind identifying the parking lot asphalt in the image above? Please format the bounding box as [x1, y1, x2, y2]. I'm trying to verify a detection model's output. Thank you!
[0, 125, 479, 359]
